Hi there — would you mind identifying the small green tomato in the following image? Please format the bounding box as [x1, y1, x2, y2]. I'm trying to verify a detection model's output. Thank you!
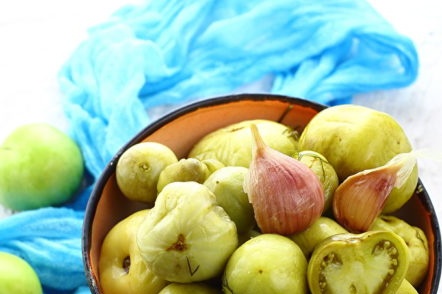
[223, 234, 307, 294]
[0, 251, 43, 294]
[116, 142, 178, 203]
[158, 282, 221, 294]
[308, 231, 409, 294]
[371, 215, 429, 286]
[157, 158, 223, 193]
[297, 150, 339, 211]
[204, 166, 255, 234]
[189, 119, 298, 167]
[137, 182, 238, 283]
[290, 216, 348, 257]
[99, 210, 168, 294]
[0, 123, 84, 210]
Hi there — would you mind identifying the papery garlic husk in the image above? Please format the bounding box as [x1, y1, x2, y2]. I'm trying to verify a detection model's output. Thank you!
[333, 151, 417, 233]
[243, 124, 325, 235]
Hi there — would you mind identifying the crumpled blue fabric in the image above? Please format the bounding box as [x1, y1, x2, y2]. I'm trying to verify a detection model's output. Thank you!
[0, 0, 419, 293]
[0, 208, 85, 293]
[59, 0, 418, 183]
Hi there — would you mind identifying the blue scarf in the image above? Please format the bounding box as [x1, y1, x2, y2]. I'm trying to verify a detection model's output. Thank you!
[0, 0, 418, 292]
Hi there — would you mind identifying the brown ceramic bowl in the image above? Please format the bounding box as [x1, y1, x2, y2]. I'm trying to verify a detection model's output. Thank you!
[82, 94, 441, 293]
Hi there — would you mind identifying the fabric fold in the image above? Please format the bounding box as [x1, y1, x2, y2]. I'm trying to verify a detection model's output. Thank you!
[59, 0, 418, 184]
[0, 207, 86, 292]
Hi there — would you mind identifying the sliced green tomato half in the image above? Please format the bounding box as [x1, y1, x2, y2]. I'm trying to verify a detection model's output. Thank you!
[308, 231, 410, 294]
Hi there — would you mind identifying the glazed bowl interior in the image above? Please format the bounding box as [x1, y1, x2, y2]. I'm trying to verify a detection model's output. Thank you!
[82, 94, 441, 293]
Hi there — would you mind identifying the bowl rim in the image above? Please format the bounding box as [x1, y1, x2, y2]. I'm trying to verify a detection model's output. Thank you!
[81, 93, 442, 293]
[417, 181, 442, 292]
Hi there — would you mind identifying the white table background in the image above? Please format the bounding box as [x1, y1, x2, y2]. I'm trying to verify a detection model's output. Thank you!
[1, 0, 441, 244]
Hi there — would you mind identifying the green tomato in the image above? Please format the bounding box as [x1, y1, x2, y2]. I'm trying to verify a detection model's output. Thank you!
[298, 105, 418, 213]
[296, 150, 339, 212]
[289, 216, 348, 257]
[308, 231, 409, 294]
[137, 182, 238, 283]
[157, 158, 221, 193]
[0, 251, 43, 294]
[371, 215, 429, 286]
[99, 209, 168, 294]
[204, 166, 255, 234]
[189, 119, 298, 167]
[158, 282, 221, 294]
[223, 234, 308, 294]
[116, 142, 178, 203]
[0, 123, 84, 211]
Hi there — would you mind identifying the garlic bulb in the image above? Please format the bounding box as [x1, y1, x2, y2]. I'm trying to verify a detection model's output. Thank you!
[243, 124, 325, 235]
[333, 151, 417, 233]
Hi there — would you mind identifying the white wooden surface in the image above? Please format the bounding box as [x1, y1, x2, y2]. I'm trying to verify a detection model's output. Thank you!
[1, 0, 441, 238]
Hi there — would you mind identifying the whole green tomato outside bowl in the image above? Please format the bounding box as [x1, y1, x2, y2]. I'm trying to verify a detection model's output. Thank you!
[82, 94, 441, 293]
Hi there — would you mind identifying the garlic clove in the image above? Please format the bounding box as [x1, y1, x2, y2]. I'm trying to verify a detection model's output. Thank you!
[333, 151, 417, 233]
[244, 124, 324, 235]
